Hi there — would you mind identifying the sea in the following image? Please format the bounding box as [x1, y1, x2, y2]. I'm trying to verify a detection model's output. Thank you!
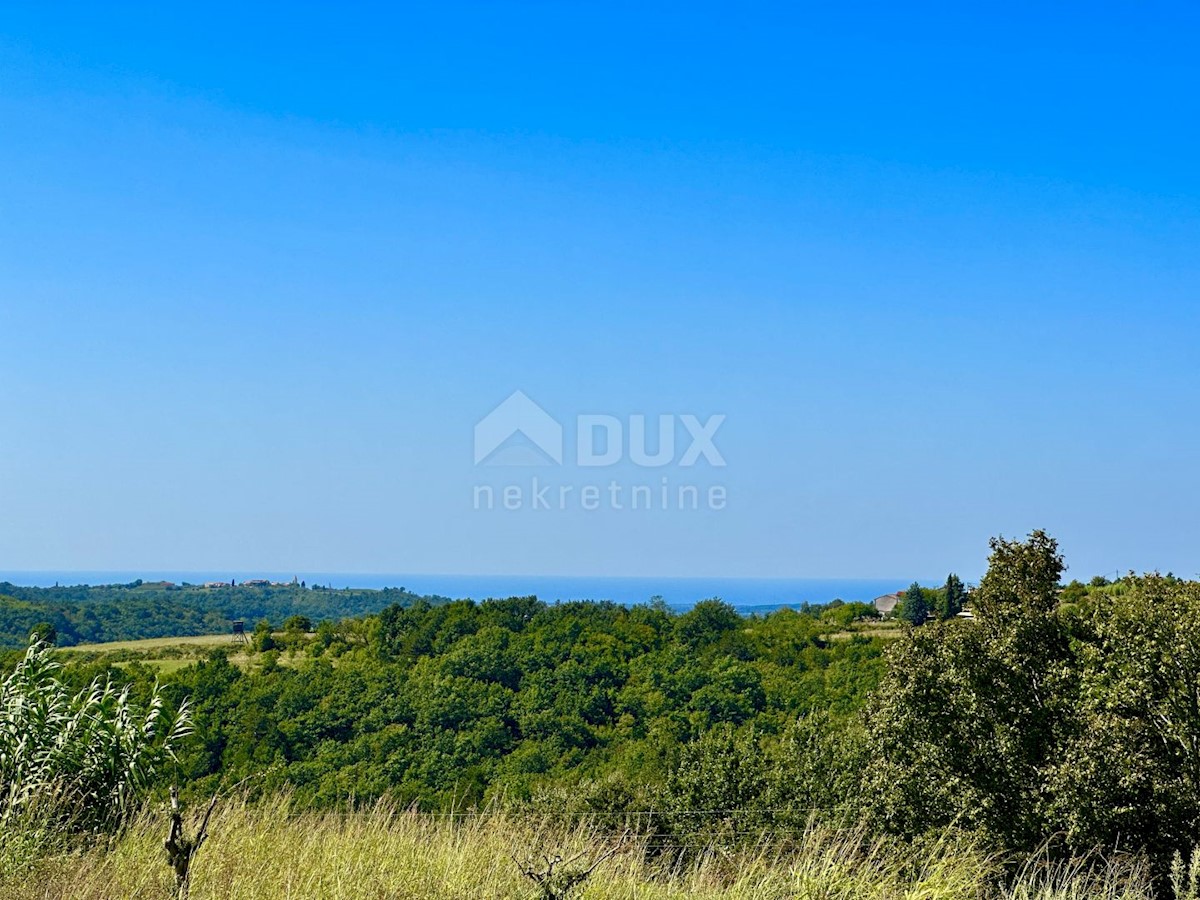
[0, 571, 920, 613]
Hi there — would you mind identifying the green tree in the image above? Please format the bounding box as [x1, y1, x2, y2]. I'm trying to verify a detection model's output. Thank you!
[1059, 579, 1088, 606]
[283, 615, 313, 633]
[1048, 575, 1200, 868]
[971, 530, 1063, 626]
[675, 599, 744, 653]
[866, 531, 1070, 848]
[252, 619, 276, 652]
[663, 725, 767, 846]
[941, 573, 967, 618]
[898, 582, 928, 626]
[765, 711, 867, 820]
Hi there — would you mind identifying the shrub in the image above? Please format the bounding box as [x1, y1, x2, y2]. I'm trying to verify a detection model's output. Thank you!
[0, 640, 190, 865]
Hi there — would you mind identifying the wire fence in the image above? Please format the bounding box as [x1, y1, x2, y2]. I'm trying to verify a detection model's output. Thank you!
[399, 809, 825, 818]
[381, 805, 844, 853]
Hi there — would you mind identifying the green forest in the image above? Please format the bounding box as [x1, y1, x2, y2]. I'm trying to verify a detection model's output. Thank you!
[29, 592, 890, 814]
[6, 532, 1200, 898]
[0, 580, 443, 647]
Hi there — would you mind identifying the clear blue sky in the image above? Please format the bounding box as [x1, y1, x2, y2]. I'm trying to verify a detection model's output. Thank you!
[1, 3, 1198, 580]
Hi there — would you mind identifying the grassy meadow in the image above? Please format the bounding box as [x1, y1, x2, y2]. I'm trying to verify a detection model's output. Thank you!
[69, 634, 237, 653]
[2, 797, 1154, 900]
[59, 632, 284, 673]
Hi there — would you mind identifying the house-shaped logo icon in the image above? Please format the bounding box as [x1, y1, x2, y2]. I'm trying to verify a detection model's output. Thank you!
[474, 391, 563, 466]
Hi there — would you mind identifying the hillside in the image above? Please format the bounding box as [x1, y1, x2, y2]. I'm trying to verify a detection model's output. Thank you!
[0, 581, 446, 648]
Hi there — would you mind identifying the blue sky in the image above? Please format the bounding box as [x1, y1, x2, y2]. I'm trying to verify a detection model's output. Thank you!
[1, 3, 1198, 580]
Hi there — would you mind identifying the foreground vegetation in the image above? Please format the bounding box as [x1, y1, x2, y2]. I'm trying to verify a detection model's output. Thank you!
[0, 797, 1158, 900]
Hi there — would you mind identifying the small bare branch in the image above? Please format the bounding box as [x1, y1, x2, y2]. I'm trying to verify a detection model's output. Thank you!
[511, 831, 630, 900]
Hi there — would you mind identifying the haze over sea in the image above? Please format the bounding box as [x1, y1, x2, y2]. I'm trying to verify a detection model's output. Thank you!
[0, 572, 925, 613]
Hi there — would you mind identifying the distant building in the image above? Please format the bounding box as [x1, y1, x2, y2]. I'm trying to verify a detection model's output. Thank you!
[202, 581, 228, 589]
[873, 591, 904, 616]
[242, 579, 271, 587]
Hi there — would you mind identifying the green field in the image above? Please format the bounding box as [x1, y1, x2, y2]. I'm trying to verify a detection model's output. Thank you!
[69, 633, 239, 653]
[59, 632, 257, 672]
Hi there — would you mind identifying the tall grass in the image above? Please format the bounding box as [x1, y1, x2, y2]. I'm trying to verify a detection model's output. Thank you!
[0, 795, 1156, 900]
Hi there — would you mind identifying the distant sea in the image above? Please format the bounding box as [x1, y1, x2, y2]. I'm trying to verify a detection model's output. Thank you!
[0, 571, 920, 613]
